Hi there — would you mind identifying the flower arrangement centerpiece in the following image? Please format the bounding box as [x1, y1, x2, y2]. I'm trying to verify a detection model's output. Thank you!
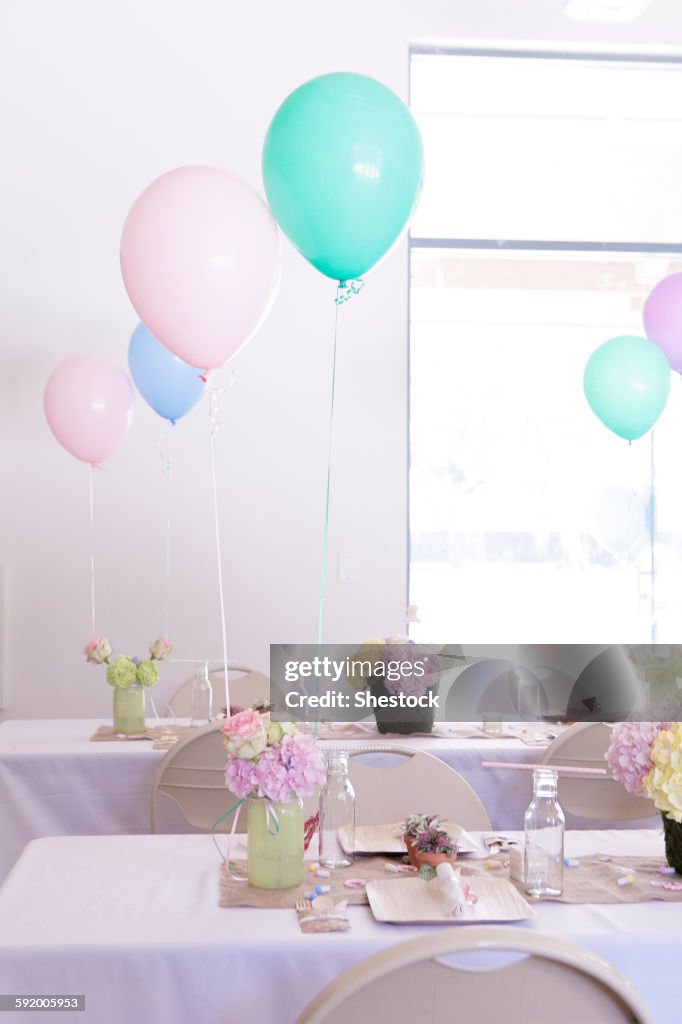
[349, 636, 442, 735]
[400, 813, 458, 867]
[221, 710, 325, 889]
[84, 635, 172, 736]
[606, 719, 682, 872]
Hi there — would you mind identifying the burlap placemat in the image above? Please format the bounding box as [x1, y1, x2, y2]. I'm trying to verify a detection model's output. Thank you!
[461, 853, 682, 904]
[90, 724, 192, 747]
[219, 856, 411, 908]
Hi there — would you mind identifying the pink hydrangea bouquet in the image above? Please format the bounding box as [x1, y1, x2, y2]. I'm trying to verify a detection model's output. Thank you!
[221, 710, 325, 803]
[349, 635, 444, 735]
[605, 721, 671, 796]
[84, 635, 172, 689]
[349, 635, 442, 698]
[607, 720, 682, 872]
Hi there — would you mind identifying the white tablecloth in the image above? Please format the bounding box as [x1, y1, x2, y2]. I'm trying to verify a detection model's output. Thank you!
[0, 719, 194, 883]
[0, 720, 657, 884]
[0, 830, 677, 1024]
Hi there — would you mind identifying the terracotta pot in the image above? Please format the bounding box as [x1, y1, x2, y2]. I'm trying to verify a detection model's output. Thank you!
[412, 850, 458, 869]
[404, 836, 418, 867]
[403, 836, 457, 869]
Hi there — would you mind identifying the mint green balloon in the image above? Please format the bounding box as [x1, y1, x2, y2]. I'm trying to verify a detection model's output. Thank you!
[584, 335, 671, 441]
[262, 72, 424, 282]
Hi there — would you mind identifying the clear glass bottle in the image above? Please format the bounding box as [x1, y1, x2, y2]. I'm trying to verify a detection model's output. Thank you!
[190, 661, 213, 727]
[523, 767, 565, 897]
[319, 751, 355, 868]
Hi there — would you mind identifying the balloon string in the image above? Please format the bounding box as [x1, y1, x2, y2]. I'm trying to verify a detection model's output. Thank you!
[89, 465, 96, 638]
[158, 427, 173, 640]
[209, 387, 231, 717]
[650, 431, 657, 643]
[315, 291, 343, 736]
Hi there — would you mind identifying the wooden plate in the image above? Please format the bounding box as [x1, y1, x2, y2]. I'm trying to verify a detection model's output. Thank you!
[338, 823, 479, 856]
[366, 875, 534, 924]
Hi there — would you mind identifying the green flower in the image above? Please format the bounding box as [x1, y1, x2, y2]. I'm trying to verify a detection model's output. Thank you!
[136, 659, 160, 687]
[106, 656, 137, 689]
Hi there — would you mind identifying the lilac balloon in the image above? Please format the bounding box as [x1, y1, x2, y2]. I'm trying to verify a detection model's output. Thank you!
[643, 272, 682, 372]
[44, 355, 135, 465]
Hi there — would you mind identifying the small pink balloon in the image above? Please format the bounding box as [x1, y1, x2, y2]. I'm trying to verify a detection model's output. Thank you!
[643, 272, 682, 372]
[44, 355, 135, 465]
[120, 166, 281, 371]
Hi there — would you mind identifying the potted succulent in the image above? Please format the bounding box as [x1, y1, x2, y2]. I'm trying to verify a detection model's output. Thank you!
[400, 813, 445, 866]
[411, 827, 459, 869]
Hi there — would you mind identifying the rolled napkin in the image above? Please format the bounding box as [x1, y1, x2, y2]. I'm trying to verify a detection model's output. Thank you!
[436, 862, 470, 919]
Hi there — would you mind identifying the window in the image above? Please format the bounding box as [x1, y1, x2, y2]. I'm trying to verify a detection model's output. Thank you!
[408, 49, 682, 643]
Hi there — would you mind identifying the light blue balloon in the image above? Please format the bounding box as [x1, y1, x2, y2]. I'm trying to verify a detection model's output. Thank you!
[128, 323, 206, 424]
[583, 335, 671, 442]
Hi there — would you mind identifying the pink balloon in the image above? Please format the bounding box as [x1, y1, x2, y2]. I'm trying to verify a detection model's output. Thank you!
[120, 166, 281, 371]
[643, 272, 682, 372]
[44, 356, 135, 465]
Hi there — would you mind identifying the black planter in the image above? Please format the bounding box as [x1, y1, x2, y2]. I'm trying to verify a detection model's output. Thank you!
[663, 813, 682, 874]
[369, 679, 436, 735]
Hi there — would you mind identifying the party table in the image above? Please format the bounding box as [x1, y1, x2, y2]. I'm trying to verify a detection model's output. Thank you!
[0, 719, 193, 884]
[0, 829, 676, 1024]
[0, 719, 658, 883]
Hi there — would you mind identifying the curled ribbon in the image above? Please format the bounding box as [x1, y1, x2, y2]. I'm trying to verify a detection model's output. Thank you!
[208, 386, 225, 438]
[335, 278, 365, 305]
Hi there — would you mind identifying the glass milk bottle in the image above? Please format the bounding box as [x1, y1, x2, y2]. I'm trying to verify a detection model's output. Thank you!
[523, 768, 565, 897]
[319, 751, 355, 868]
[190, 661, 213, 727]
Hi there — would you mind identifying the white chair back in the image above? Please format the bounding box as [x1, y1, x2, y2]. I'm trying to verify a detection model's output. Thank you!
[343, 745, 492, 830]
[540, 723, 656, 820]
[151, 722, 244, 833]
[168, 664, 270, 717]
[295, 927, 652, 1024]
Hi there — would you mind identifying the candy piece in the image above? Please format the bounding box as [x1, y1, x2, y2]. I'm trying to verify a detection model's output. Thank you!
[315, 884, 331, 894]
[343, 878, 366, 889]
[305, 891, 316, 900]
[308, 863, 319, 873]
[564, 858, 580, 868]
[659, 866, 676, 875]
[314, 869, 331, 878]
[483, 859, 503, 870]
[384, 862, 417, 874]
[617, 874, 636, 887]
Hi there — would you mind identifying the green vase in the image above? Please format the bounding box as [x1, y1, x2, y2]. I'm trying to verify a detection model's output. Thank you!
[247, 797, 304, 889]
[113, 684, 145, 736]
[663, 813, 682, 874]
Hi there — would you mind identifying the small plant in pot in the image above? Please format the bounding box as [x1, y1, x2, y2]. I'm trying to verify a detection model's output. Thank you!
[400, 813, 445, 867]
[412, 827, 459, 869]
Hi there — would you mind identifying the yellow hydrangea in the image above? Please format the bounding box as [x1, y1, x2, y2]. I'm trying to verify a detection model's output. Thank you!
[644, 724, 682, 823]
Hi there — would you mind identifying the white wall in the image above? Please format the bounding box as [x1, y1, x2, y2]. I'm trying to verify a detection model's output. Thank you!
[1, 0, 681, 718]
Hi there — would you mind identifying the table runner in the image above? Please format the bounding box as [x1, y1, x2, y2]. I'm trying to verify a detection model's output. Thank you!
[462, 852, 682, 904]
[219, 856, 398, 908]
[317, 721, 559, 743]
